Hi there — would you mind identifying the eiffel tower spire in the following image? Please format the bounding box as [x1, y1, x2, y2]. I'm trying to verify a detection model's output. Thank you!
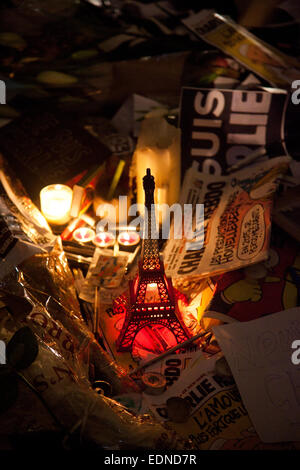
[141, 168, 160, 272]
[114, 168, 191, 353]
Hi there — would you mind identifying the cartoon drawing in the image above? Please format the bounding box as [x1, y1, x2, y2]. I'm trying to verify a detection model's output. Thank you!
[204, 243, 300, 323]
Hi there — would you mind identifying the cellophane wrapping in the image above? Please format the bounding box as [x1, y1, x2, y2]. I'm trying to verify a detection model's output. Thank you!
[0, 156, 189, 449]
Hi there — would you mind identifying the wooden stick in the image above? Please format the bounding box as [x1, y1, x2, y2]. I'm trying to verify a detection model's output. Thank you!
[93, 287, 99, 335]
[129, 329, 208, 376]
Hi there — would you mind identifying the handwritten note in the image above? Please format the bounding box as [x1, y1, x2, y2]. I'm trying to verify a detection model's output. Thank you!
[213, 307, 300, 442]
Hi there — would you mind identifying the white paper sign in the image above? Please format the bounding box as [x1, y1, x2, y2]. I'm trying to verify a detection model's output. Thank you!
[213, 307, 300, 442]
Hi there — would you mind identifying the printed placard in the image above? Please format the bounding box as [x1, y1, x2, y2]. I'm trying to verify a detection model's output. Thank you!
[182, 10, 300, 88]
[163, 157, 290, 278]
[145, 354, 253, 449]
[180, 87, 288, 175]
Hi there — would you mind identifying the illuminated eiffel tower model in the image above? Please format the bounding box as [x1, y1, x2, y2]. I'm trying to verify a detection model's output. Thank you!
[115, 168, 190, 352]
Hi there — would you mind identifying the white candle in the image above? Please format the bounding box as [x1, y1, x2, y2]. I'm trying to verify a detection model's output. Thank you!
[40, 184, 73, 225]
[157, 185, 168, 225]
[93, 231, 115, 248]
[134, 116, 181, 224]
[117, 231, 140, 247]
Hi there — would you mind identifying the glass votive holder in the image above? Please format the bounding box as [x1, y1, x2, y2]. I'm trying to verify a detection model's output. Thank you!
[40, 184, 73, 226]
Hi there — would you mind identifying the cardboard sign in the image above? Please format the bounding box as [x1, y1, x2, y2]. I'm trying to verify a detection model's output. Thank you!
[213, 307, 300, 442]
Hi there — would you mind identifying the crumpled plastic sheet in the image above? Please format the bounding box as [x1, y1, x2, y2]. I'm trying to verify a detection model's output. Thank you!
[0, 158, 190, 449]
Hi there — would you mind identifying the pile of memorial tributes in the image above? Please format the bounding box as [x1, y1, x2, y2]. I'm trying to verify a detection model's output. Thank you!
[0, 0, 299, 450]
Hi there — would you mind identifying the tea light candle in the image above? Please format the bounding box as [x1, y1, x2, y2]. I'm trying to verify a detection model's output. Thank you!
[40, 184, 73, 225]
[117, 231, 140, 247]
[73, 227, 95, 243]
[93, 231, 115, 248]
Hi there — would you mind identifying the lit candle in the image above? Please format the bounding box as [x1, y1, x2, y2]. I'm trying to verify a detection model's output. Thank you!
[73, 227, 95, 243]
[93, 231, 115, 248]
[117, 231, 140, 247]
[40, 184, 73, 225]
[134, 115, 181, 225]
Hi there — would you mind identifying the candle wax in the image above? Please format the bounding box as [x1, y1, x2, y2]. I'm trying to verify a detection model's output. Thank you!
[118, 231, 140, 246]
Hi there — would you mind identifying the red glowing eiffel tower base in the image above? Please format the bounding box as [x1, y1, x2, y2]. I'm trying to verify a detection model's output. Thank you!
[114, 169, 190, 353]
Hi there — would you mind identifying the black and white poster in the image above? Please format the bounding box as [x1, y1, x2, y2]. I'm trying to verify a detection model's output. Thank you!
[179, 87, 288, 176]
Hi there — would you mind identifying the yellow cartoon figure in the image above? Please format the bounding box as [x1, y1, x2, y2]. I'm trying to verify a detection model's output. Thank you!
[223, 250, 280, 303]
[203, 244, 300, 323]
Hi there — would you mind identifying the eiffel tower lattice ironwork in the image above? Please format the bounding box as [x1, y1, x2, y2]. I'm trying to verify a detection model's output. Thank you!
[115, 168, 191, 352]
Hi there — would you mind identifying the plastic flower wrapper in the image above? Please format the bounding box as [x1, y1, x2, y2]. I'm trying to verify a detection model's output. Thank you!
[0, 305, 187, 449]
[0, 157, 189, 449]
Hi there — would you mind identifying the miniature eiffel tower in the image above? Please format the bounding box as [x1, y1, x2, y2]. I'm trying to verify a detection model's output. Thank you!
[115, 168, 190, 352]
